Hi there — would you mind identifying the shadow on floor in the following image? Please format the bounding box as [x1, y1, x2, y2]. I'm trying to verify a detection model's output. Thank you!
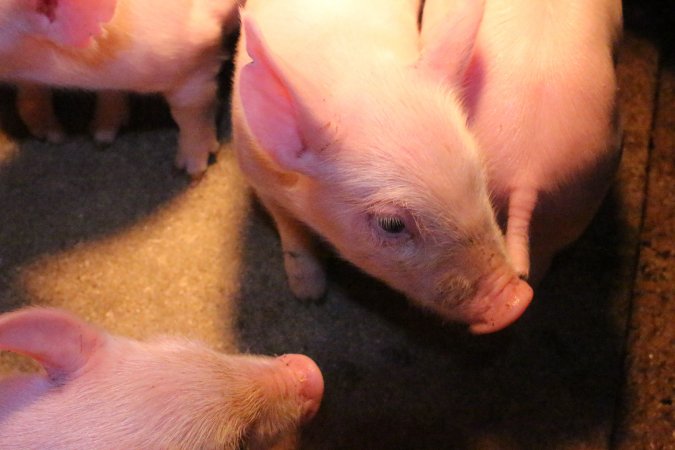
[234, 184, 630, 449]
[0, 86, 190, 312]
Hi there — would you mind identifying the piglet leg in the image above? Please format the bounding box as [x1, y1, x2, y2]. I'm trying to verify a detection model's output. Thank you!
[16, 84, 65, 143]
[505, 188, 538, 280]
[91, 90, 129, 145]
[165, 75, 220, 177]
[263, 198, 327, 301]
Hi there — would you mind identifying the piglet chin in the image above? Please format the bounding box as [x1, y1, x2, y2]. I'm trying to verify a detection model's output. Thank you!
[277, 354, 324, 423]
[469, 278, 533, 334]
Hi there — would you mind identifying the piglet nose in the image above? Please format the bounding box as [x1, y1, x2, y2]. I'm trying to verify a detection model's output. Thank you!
[469, 277, 533, 334]
[278, 354, 324, 422]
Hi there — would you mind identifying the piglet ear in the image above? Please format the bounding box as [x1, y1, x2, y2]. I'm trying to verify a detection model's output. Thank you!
[417, 0, 484, 85]
[238, 13, 317, 176]
[33, 0, 117, 48]
[0, 307, 104, 380]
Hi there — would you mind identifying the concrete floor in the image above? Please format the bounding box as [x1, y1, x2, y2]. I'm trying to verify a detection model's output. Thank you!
[0, 2, 672, 448]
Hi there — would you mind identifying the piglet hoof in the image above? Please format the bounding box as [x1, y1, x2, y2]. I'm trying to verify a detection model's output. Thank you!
[283, 251, 327, 301]
[45, 128, 66, 144]
[92, 128, 119, 146]
[168, 165, 205, 188]
[27, 124, 65, 144]
[174, 143, 220, 180]
[173, 157, 207, 180]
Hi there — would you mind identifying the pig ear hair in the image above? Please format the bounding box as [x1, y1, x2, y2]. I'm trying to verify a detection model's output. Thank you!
[417, 0, 484, 85]
[32, 0, 117, 48]
[0, 307, 104, 380]
[238, 13, 317, 175]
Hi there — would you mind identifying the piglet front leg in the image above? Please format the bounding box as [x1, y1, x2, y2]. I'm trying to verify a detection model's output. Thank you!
[91, 90, 129, 145]
[165, 74, 220, 178]
[263, 197, 327, 301]
[16, 83, 65, 143]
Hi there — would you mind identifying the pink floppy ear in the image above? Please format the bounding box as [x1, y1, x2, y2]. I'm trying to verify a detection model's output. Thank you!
[238, 13, 319, 176]
[33, 0, 117, 48]
[417, 0, 484, 85]
[0, 307, 104, 380]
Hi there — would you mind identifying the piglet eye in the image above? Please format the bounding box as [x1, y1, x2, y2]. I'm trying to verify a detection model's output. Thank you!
[377, 216, 406, 234]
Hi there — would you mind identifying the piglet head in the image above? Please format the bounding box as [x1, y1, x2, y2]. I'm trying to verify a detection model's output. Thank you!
[137, 344, 323, 449]
[237, 5, 531, 333]
[0, 307, 323, 449]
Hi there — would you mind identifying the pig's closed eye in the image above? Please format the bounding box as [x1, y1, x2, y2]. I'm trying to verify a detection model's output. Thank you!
[377, 216, 406, 234]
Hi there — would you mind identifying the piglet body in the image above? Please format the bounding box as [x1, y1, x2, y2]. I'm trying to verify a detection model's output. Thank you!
[422, 0, 623, 282]
[233, 0, 533, 333]
[0, 0, 239, 175]
[0, 307, 323, 449]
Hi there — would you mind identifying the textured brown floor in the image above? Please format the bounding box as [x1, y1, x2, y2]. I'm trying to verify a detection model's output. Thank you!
[0, 3, 673, 449]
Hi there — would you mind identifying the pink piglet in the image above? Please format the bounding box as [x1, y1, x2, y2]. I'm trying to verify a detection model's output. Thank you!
[0, 307, 323, 450]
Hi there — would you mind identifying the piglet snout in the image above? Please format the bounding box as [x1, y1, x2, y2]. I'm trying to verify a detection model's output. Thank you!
[277, 354, 324, 422]
[469, 277, 533, 334]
